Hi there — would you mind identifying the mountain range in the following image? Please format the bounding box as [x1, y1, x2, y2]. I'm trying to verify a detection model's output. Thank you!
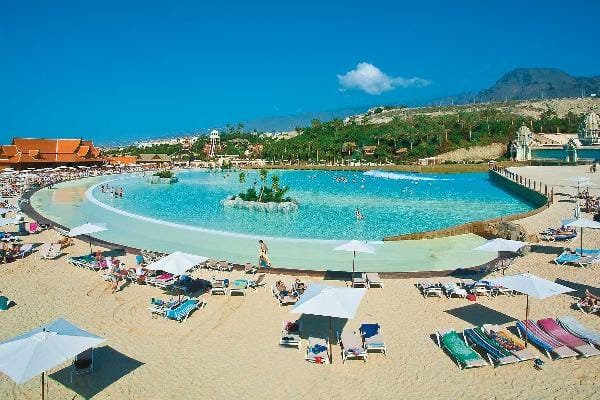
[242, 68, 600, 131]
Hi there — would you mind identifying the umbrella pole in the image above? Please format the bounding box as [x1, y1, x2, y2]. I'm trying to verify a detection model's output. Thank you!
[329, 316, 333, 364]
[352, 251, 356, 286]
[580, 228, 583, 256]
[41, 371, 44, 400]
[525, 295, 529, 347]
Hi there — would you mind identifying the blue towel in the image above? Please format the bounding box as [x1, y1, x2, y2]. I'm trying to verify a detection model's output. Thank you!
[360, 324, 380, 338]
[311, 344, 327, 354]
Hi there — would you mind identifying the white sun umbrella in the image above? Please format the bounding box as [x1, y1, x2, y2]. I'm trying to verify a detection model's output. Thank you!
[487, 273, 574, 346]
[333, 240, 376, 278]
[145, 251, 208, 275]
[0, 217, 18, 227]
[0, 318, 105, 400]
[565, 218, 600, 255]
[67, 223, 108, 252]
[574, 203, 581, 219]
[566, 176, 590, 194]
[291, 284, 367, 363]
[473, 238, 527, 274]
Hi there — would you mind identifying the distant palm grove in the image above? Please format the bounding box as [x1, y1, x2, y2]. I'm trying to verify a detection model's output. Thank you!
[109, 105, 584, 164]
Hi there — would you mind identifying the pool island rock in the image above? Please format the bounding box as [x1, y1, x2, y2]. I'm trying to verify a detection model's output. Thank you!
[221, 195, 298, 213]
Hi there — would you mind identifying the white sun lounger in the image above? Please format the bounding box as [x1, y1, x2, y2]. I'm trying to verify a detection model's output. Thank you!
[305, 337, 329, 364]
[338, 330, 368, 363]
[557, 316, 600, 348]
[365, 273, 383, 288]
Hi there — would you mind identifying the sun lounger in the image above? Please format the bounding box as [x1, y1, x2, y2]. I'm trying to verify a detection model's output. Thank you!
[339, 329, 368, 363]
[217, 260, 233, 272]
[540, 231, 577, 242]
[417, 282, 444, 298]
[555, 251, 598, 267]
[305, 337, 329, 364]
[442, 283, 467, 298]
[165, 299, 204, 322]
[482, 324, 539, 361]
[468, 282, 492, 297]
[576, 290, 600, 314]
[537, 318, 600, 358]
[557, 316, 600, 347]
[365, 272, 383, 288]
[464, 327, 520, 366]
[41, 243, 61, 259]
[248, 273, 266, 290]
[359, 323, 387, 356]
[230, 280, 248, 296]
[271, 285, 298, 306]
[206, 259, 220, 270]
[516, 320, 579, 359]
[351, 273, 367, 288]
[280, 320, 302, 349]
[147, 298, 180, 318]
[435, 329, 488, 369]
[244, 262, 257, 274]
[17, 243, 34, 258]
[210, 279, 228, 295]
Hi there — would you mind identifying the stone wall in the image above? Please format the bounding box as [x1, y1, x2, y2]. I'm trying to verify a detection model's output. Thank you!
[436, 143, 507, 162]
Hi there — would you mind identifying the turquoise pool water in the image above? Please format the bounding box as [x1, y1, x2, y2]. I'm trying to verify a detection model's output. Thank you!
[29, 170, 534, 271]
[91, 169, 534, 240]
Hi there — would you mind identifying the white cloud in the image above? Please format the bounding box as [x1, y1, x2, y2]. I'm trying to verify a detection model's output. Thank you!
[337, 62, 430, 95]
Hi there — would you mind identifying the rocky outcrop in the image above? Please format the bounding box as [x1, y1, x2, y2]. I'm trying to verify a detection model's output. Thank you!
[485, 220, 537, 244]
[437, 143, 507, 162]
[146, 176, 178, 184]
[221, 196, 298, 213]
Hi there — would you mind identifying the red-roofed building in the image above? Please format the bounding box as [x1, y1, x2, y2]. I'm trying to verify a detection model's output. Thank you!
[0, 138, 104, 169]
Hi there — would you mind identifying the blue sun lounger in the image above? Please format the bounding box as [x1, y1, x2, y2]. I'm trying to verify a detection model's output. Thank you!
[464, 327, 519, 366]
[165, 299, 202, 322]
[554, 252, 581, 265]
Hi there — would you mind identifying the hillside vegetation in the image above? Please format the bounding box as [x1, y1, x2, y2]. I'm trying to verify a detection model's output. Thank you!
[109, 98, 599, 164]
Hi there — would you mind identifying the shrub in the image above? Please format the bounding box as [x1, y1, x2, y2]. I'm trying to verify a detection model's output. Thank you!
[153, 170, 174, 179]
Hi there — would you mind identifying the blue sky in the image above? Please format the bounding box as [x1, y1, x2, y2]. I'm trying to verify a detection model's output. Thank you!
[1, 0, 599, 144]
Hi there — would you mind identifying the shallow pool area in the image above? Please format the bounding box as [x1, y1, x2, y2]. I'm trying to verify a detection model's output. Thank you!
[29, 169, 535, 272]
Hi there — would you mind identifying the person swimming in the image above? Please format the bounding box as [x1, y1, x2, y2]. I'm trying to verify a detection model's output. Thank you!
[355, 208, 364, 220]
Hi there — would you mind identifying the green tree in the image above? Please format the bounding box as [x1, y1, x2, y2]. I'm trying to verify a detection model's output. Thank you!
[239, 171, 246, 189]
[258, 168, 268, 202]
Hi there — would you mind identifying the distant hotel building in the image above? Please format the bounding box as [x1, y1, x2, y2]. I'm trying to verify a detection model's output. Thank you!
[0, 138, 103, 169]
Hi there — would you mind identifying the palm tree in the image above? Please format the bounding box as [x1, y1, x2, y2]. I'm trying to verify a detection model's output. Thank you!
[258, 168, 268, 202]
[239, 171, 246, 189]
[271, 175, 280, 192]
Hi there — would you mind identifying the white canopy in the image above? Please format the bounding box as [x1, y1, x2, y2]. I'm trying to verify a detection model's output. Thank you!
[473, 238, 527, 253]
[67, 223, 107, 237]
[333, 240, 376, 254]
[145, 251, 208, 275]
[487, 273, 574, 299]
[333, 240, 376, 275]
[0, 217, 18, 227]
[0, 318, 105, 384]
[565, 218, 600, 229]
[290, 284, 367, 319]
[566, 176, 590, 183]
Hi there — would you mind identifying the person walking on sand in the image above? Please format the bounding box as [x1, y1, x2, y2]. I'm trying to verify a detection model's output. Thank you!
[258, 239, 272, 268]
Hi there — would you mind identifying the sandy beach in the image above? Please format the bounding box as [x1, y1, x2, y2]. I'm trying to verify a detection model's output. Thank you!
[2, 166, 600, 399]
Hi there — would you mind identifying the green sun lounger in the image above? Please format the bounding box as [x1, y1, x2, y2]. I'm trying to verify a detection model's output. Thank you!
[436, 329, 488, 370]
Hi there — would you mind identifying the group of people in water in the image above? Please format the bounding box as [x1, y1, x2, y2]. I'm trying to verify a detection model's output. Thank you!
[100, 184, 125, 198]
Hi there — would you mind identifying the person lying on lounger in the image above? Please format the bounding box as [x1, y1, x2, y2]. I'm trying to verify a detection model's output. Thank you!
[294, 279, 307, 294]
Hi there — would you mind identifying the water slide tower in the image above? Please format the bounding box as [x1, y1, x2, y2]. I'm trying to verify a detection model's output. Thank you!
[209, 129, 220, 158]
